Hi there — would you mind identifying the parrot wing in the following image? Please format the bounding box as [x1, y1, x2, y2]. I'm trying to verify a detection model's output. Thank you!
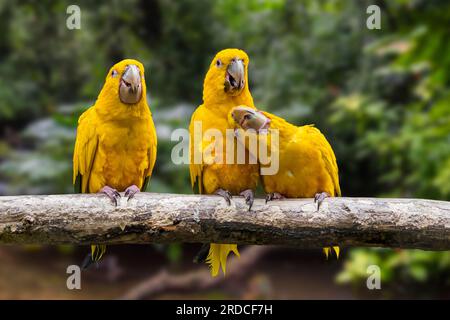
[303, 125, 341, 197]
[189, 107, 204, 194]
[322, 151, 341, 197]
[73, 107, 99, 194]
[305, 126, 341, 259]
[141, 116, 158, 192]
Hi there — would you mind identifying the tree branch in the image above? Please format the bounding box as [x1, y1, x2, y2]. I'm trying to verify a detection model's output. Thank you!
[119, 246, 275, 300]
[0, 193, 448, 250]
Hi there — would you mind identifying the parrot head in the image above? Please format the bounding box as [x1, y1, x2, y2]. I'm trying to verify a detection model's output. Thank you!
[102, 59, 146, 105]
[231, 106, 271, 132]
[204, 48, 250, 99]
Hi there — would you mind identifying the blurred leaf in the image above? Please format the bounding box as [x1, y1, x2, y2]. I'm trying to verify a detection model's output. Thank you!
[167, 243, 182, 264]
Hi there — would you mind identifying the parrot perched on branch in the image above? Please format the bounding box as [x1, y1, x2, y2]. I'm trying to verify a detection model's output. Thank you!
[73, 59, 157, 268]
[189, 49, 259, 276]
[230, 106, 341, 259]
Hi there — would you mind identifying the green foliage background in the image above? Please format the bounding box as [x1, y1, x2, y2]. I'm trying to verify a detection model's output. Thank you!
[0, 0, 448, 297]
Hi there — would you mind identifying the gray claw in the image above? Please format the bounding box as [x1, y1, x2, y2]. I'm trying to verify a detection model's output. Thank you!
[215, 189, 233, 206]
[240, 189, 254, 211]
[99, 186, 121, 206]
[314, 192, 330, 211]
[265, 192, 284, 204]
[124, 184, 140, 201]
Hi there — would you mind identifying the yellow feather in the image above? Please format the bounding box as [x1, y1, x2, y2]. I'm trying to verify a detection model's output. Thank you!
[233, 110, 342, 259]
[323, 247, 330, 259]
[73, 59, 157, 263]
[206, 243, 221, 277]
[257, 111, 340, 199]
[206, 243, 240, 276]
[189, 49, 259, 276]
[333, 246, 340, 259]
[220, 244, 240, 275]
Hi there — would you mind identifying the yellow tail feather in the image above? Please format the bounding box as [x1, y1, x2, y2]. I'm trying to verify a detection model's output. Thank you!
[333, 246, 340, 259]
[323, 246, 340, 259]
[91, 244, 106, 262]
[323, 247, 330, 259]
[206, 243, 240, 276]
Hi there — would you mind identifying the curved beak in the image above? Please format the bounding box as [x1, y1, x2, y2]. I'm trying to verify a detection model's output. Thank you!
[232, 106, 256, 125]
[119, 64, 142, 104]
[225, 58, 245, 93]
[231, 106, 270, 131]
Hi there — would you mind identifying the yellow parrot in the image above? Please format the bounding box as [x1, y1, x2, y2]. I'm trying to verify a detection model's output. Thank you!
[230, 106, 341, 259]
[189, 49, 260, 276]
[73, 59, 157, 268]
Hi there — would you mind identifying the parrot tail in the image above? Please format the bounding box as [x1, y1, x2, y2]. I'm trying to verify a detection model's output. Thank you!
[206, 243, 240, 277]
[323, 246, 340, 259]
[81, 244, 106, 269]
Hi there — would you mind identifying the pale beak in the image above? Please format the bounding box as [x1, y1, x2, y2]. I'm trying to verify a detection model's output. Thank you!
[225, 58, 245, 93]
[231, 106, 270, 132]
[232, 106, 256, 125]
[119, 64, 142, 104]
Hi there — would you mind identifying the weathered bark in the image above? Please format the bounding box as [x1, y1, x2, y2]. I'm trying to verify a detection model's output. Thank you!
[0, 193, 448, 250]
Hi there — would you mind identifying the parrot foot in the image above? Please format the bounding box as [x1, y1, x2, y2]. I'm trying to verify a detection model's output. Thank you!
[124, 184, 140, 201]
[99, 186, 121, 206]
[215, 188, 233, 206]
[265, 192, 285, 203]
[240, 189, 254, 211]
[314, 192, 330, 211]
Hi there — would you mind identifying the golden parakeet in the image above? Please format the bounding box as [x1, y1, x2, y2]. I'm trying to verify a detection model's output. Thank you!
[230, 106, 341, 259]
[73, 59, 157, 267]
[189, 49, 259, 276]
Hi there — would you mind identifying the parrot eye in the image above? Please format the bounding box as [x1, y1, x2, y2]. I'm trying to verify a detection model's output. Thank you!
[216, 59, 222, 67]
[243, 114, 251, 120]
[111, 70, 118, 78]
